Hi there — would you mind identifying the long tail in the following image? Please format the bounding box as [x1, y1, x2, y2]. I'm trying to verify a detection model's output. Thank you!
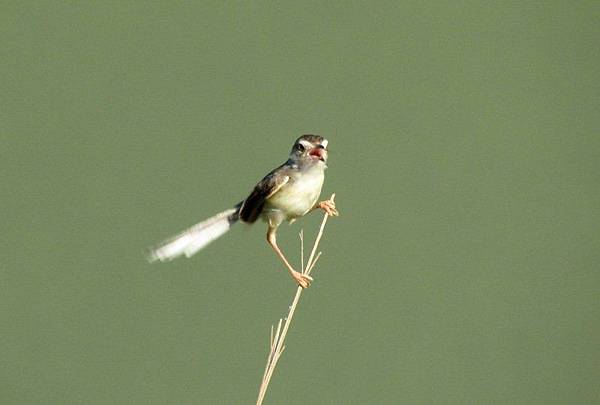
[146, 205, 240, 263]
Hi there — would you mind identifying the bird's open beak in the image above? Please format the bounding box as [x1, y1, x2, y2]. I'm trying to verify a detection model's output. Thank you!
[309, 145, 327, 161]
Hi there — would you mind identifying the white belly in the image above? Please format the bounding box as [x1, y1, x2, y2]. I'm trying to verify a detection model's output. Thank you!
[266, 169, 324, 220]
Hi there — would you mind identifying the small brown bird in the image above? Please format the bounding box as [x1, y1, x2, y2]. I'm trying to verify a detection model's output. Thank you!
[147, 135, 338, 288]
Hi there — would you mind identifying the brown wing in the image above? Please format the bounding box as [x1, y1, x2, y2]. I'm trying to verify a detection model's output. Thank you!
[239, 164, 290, 223]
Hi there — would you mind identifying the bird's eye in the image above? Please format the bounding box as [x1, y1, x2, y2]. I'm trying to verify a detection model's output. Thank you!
[296, 144, 305, 152]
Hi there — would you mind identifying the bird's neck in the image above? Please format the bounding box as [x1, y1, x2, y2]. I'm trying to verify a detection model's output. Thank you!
[287, 158, 327, 172]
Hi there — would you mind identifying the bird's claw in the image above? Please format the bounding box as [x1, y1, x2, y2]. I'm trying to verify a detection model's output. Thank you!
[292, 271, 313, 288]
[318, 200, 339, 217]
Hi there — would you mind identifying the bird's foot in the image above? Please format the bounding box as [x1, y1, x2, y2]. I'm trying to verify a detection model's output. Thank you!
[318, 199, 339, 216]
[292, 271, 313, 288]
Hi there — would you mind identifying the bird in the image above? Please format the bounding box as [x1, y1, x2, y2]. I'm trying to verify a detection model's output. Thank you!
[146, 134, 338, 288]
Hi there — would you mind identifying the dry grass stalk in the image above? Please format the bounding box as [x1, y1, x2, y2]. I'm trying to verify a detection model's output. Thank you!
[255, 194, 335, 405]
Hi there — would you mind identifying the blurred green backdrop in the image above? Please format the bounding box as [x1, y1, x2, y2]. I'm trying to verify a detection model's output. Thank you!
[3, 2, 599, 404]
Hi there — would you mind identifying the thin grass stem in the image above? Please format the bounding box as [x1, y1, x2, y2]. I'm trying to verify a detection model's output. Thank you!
[256, 194, 335, 405]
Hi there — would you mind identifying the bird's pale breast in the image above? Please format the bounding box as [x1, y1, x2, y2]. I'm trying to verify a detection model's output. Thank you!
[266, 167, 324, 220]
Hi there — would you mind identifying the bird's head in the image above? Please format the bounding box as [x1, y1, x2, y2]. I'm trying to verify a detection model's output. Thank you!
[289, 134, 329, 166]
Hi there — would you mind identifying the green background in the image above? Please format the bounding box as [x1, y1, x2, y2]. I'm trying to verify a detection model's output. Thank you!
[3, 2, 599, 404]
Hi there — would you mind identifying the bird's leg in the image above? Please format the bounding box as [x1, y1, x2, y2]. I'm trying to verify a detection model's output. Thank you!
[267, 226, 313, 288]
[314, 199, 339, 216]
